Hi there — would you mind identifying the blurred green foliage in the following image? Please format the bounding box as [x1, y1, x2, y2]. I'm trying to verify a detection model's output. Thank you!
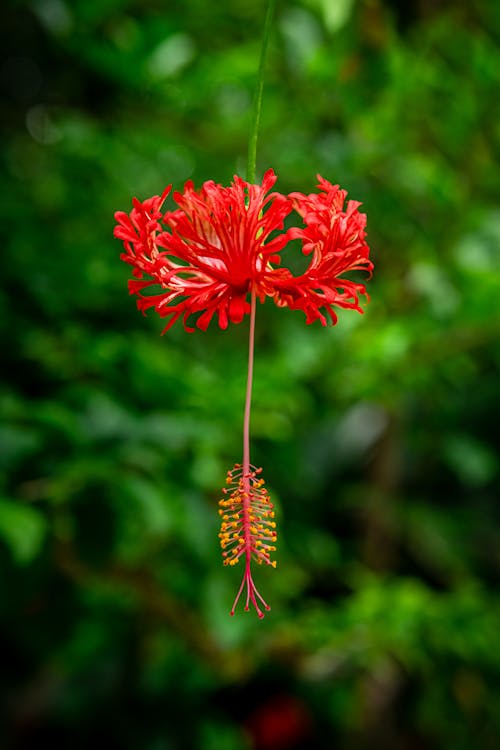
[1, 0, 500, 748]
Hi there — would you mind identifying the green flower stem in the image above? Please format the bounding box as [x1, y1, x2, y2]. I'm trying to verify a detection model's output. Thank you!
[246, 0, 277, 184]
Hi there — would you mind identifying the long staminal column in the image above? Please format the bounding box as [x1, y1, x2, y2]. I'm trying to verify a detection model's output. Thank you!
[219, 465, 277, 618]
[219, 290, 277, 618]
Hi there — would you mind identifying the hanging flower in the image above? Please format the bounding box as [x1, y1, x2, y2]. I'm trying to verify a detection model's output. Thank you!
[114, 170, 372, 617]
[114, 171, 372, 333]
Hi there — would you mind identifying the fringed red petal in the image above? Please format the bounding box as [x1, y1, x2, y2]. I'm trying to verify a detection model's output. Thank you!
[114, 171, 372, 332]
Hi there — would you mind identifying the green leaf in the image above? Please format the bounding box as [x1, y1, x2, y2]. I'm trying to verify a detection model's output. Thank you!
[0, 499, 47, 565]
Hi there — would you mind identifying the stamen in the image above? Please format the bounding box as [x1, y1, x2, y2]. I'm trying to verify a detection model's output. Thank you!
[219, 464, 276, 617]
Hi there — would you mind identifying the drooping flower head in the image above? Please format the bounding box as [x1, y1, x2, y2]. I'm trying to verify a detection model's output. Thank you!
[114, 169, 372, 333]
[114, 170, 373, 618]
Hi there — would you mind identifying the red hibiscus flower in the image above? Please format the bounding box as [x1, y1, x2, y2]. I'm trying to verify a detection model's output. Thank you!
[114, 169, 373, 618]
[114, 170, 372, 332]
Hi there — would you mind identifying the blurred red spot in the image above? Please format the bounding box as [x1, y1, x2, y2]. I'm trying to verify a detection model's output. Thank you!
[245, 694, 312, 750]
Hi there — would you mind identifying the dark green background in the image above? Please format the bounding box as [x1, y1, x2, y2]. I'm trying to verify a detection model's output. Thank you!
[1, 0, 500, 748]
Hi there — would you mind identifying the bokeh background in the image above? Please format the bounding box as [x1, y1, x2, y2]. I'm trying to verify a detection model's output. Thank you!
[1, 0, 500, 747]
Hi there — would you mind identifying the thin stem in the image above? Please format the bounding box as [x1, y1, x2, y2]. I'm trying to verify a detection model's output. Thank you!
[242, 290, 257, 475]
[246, 0, 277, 184]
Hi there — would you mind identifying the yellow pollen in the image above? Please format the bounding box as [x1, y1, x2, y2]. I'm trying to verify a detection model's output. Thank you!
[218, 464, 278, 571]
